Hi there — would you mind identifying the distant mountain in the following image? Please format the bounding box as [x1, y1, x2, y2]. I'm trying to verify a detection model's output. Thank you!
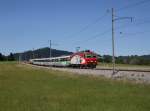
[13, 47, 73, 61]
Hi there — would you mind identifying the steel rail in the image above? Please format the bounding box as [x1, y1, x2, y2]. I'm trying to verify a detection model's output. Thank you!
[95, 68, 150, 73]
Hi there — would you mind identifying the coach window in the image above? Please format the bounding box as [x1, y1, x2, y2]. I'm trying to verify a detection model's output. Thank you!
[55, 59, 58, 62]
[60, 58, 63, 61]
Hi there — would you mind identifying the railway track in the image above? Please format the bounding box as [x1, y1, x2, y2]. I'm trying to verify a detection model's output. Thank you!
[24, 63, 150, 84]
[95, 68, 150, 73]
[25, 62, 150, 73]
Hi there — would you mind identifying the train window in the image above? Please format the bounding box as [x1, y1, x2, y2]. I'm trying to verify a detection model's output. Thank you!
[55, 59, 59, 62]
[85, 54, 96, 58]
[59, 58, 68, 61]
[60, 58, 63, 61]
[45, 59, 49, 62]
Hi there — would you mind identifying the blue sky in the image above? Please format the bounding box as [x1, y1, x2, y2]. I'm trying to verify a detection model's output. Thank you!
[0, 0, 150, 55]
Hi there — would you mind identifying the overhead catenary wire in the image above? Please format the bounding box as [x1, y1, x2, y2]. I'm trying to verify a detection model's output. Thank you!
[67, 0, 150, 45]
[72, 19, 150, 46]
[62, 11, 109, 40]
[115, 19, 150, 31]
[60, 0, 150, 45]
[60, 0, 150, 47]
[71, 0, 150, 40]
[116, 0, 150, 11]
[74, 28, 111, 45]
[119, 31, 150, 36]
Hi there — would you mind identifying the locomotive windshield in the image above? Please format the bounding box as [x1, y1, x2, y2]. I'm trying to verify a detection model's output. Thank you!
[85, 54, 96, 58]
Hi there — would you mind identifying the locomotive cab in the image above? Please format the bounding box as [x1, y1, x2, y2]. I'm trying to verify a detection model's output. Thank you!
[84, 53, 97, 68]
[70, 50, 98, 68]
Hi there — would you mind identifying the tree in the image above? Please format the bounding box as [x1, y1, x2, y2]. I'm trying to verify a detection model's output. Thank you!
[0, 53, 6, 61]
[116, 56, 124, 64]
[7, 53, 15, 61]
[103, 55, 112, 63]
[0, 53, 3, 61]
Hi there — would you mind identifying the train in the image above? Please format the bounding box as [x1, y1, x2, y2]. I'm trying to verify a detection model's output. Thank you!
[29, 50, 98, 68]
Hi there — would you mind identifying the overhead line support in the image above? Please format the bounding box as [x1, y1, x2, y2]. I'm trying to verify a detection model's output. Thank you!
[111, 8, 132, 76]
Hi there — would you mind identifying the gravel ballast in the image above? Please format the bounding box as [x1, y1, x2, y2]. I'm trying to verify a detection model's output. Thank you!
[51, 67, 150, 84]
[25, 63, 150, 84]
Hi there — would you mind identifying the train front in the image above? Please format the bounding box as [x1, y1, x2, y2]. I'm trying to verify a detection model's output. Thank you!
[70, 50, 98, 68]
[82, 50, 97, 68]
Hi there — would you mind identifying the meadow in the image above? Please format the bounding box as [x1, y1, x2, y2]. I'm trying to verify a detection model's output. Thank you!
[0, 62, 150, 111]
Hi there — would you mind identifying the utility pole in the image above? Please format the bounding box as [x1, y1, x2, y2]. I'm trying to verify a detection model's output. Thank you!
[49, 40, 52, 58]
[24, 53, 28, 62]
[48, 40, 58, 58]
[32, 48, 35, 59]
[76, 47, 80, 52]
[111, 8, 132, 75]
[112, 8, 115, 75]
[19, 53, 22, 63]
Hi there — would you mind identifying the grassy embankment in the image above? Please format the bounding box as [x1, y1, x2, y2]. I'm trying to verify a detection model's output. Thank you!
[0, 62, 150, 111]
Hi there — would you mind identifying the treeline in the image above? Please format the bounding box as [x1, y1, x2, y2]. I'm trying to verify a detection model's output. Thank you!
[0, 53, 15, 61]
[99, 55, 150, 65]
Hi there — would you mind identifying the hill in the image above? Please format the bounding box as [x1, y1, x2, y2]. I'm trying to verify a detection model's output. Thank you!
[13, 47, 73, 61]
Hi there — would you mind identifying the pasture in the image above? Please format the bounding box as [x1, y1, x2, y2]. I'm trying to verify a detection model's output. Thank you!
[0, 62, 150, 111]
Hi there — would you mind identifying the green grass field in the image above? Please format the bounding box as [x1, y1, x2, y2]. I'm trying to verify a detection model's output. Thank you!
[0, 62, 150, 111]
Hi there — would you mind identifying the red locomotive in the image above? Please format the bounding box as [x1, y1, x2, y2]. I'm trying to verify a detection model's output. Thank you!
[70, 50, 98, 68]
